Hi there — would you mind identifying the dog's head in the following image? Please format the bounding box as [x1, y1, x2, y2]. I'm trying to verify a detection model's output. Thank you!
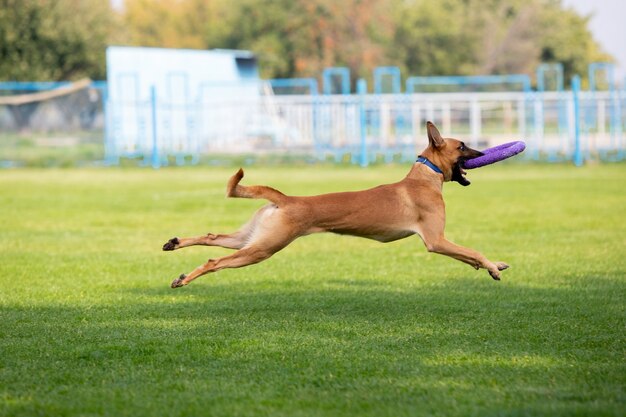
[418, 121, 483, 186]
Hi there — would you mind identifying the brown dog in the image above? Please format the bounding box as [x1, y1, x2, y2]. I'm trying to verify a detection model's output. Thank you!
[164, 121, 509, 288]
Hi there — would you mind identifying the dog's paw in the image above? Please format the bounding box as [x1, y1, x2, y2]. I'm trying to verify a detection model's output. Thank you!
[488, 262, 509, 281]
[488, 269, 501, 281]
[171, 274, 187, 288]
[163, 237, 179, 251]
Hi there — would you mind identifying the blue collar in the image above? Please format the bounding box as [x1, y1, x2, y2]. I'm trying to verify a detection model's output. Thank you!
[416, 156, 443, 175]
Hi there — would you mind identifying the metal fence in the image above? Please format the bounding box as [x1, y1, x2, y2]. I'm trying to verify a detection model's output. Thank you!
[103, 86, 625, 166]
[1, 80, 624, 167]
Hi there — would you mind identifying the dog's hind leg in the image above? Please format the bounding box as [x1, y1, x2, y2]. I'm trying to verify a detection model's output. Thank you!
[170, 245, 274, 288]
[170, 232, 299, 288]
[163, 231, 249, 251]
[162, 208, 266, 251]
[169, 205, 303, 288]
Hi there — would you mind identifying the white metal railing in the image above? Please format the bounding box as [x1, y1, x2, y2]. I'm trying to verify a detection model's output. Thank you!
[105, 89, 625, 164]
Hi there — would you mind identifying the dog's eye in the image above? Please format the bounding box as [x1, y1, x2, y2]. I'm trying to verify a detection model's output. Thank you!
[459, 144, 466, 151]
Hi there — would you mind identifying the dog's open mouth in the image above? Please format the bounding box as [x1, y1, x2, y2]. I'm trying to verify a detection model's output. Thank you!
[454, 150, 484, 186]
[452, 161, 471, 186]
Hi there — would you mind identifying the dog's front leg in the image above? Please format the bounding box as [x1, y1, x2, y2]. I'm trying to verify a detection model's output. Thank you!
[424, 237, 509, 280]
[417, 216, 508, 280]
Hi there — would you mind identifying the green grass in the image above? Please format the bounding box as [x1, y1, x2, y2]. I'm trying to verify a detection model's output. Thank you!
[0, 132, 104, 168]
[1, 164, 624, 416]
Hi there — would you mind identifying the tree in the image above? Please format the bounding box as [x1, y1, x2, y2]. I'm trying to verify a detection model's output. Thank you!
[537, 2, 612, 85]
[121, 0, 232, 50]
[0, 0, 116, 81]
[391, 0, 481, 77]
[391, 0, 612, 86]
[118, 0, 611, 87]
[209, 0, 395, 82]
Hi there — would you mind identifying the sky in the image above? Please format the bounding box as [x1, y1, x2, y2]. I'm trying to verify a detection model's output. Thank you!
[110, 0, 123, 10]
[562, 0, 626, 82]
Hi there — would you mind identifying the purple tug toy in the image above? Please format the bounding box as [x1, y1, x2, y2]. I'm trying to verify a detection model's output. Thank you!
[462, 141, 526, 169]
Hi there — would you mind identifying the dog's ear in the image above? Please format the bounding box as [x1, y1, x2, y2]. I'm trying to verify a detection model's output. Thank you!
[426, 121, 445, 148]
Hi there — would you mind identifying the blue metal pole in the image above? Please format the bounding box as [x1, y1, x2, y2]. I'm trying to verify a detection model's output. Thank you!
[374, 66, 402, 94]
[0, 81, 72, 91]
[357, 78, 368, 167]
[268, 78, 318, 94]
[405, 74, 531, 93]
[572, 75, 583, 166]
[323, 67, 350, 95]
[536, 63, 564, 92]
[606, 65, 621, 155]
[150, 85, 160, 169]
[101, 84, 116, 165]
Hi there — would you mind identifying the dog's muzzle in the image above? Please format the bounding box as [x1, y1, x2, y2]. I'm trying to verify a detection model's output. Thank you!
[452, 161, 471, 186]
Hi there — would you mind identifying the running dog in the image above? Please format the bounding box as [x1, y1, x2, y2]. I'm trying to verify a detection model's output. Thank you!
[163, 121, 509, 288]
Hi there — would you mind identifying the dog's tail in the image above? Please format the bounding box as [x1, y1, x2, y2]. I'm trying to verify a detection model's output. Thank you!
[226, 168, 289, 206]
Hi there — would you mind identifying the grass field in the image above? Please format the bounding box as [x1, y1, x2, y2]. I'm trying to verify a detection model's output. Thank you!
[1, 164, 625, 416]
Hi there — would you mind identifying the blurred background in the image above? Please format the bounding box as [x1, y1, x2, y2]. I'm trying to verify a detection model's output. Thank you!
[0, 0, 624, 167]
